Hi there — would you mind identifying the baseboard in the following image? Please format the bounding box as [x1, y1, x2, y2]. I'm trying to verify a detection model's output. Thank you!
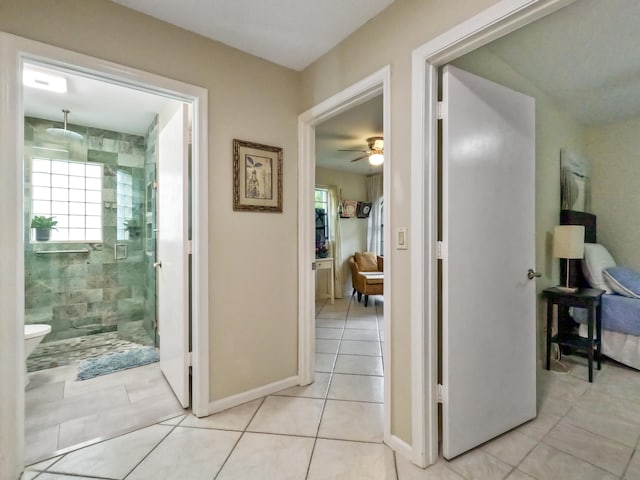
[385, 433, 414, 464]
[206, 376, 299, 415]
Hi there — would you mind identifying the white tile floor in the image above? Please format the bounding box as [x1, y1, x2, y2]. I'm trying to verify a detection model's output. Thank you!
[22, 296, 640, 479]
[25, 361, 184, 465]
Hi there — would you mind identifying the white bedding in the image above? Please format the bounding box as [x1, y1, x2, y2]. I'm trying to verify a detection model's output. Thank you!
[579, 323, 640, 371]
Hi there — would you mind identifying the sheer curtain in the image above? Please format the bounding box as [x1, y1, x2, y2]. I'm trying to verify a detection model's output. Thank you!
[366, 174, 383, 254]
[327, 185, 343, 299]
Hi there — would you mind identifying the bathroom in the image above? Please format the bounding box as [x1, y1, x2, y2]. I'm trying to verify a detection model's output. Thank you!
[22, 63, 188, 462]
[24, 113, 158, 370]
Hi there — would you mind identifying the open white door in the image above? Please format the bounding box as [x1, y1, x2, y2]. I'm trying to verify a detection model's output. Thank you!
[157, 103, 190, 408]
[441, 65, 537, 459]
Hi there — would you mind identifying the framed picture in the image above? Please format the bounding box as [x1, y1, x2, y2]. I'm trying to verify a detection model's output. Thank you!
[340, 200, 358, 218]
[357, 202, 372, 218]
[233, 139, 283, 212]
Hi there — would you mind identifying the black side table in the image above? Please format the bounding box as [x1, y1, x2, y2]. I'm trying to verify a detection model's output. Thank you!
[543, 287, 605, 382]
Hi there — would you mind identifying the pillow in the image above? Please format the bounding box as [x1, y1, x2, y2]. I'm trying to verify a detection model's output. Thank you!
[581, 243, 616, 293]
[355, 252, 378, 272]
[603, 267, 640, 299]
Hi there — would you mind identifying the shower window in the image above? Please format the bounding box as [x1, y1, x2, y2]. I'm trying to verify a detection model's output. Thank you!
[116, 170, 134, 240]
[31, 158, 103, 242]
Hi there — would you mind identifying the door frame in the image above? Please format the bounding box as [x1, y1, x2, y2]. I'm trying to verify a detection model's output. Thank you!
[297, 66, 394, 446]
[410, 0, 577, 467]
[0, 32, 209, 477]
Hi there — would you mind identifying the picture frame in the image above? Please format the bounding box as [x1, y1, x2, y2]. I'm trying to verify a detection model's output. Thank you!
[340, 200, 358, 218]
[233, 139, 283, 212]
[357, 202, 372, 218]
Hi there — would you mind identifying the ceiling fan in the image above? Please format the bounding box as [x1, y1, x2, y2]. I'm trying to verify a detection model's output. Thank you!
[339, 136, 384, 165]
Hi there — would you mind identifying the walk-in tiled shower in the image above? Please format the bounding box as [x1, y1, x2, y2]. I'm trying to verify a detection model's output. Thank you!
[24, 115, 159, 371]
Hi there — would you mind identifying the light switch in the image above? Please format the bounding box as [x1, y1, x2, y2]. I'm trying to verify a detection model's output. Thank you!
[397, 227, 408, 250]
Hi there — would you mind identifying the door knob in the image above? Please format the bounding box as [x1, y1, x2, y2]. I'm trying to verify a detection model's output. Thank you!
[527, 269, 541, 280]
[154, 261, 162, 268]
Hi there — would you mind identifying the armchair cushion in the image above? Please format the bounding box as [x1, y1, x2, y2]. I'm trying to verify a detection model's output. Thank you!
[355, 251, 378, 272]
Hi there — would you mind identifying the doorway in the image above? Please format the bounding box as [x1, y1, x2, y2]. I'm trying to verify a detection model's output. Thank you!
[22, 62, 192, 463]
[297, 65, 394, 448]
[0, 32, 210, 477]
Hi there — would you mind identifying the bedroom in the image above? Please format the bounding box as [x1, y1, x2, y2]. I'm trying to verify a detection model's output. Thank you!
[451, 0, 640, 374]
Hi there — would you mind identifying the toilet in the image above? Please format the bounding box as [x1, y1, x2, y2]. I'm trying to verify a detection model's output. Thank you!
[24, 324, 51, 386]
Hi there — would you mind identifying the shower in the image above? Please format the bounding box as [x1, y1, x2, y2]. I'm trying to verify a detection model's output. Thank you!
[46, 109, 83, 141]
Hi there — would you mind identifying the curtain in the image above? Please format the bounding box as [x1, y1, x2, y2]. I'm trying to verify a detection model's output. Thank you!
[366, 174, 384, 254]
[327, 185, 343, 299]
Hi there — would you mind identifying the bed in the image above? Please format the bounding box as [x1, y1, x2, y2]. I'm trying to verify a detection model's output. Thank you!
[561, 210, 640, 370]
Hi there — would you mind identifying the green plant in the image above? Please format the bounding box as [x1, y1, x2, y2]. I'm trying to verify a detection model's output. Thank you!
[30, 215, 58, 230]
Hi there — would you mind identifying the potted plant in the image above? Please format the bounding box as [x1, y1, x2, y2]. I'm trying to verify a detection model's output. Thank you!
[124, 218, 143, 239]
[31, 215, 58, 241]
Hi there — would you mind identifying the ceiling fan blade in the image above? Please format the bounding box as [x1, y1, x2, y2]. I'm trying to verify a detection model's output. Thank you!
[350, 155, 369, 163]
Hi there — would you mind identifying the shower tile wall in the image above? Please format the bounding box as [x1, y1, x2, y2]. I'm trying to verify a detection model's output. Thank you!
[24, 117, 156, 369]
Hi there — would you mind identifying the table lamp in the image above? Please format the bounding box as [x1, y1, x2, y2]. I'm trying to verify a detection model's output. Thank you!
[553, 225, 585, 293]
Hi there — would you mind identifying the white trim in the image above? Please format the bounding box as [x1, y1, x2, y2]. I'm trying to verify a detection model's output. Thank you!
[297, 66, 392, 440]
[410, 0, 576, 467]
[0, 32, 210, 478]
[208, 376, 299, 414]
[386, 434, 414, 464]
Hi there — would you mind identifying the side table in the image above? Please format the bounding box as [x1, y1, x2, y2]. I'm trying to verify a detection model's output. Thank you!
[543, 287, 604, 382]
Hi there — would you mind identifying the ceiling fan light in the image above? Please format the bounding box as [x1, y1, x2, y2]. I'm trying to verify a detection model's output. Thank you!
[372, 138, 384, 150]
[369, 153, 384, 166]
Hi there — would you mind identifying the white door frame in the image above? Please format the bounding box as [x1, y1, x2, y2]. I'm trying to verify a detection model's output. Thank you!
[0, 32, 210, 478]
[297, 66, 394, 446]
[410, 0, 577, 467]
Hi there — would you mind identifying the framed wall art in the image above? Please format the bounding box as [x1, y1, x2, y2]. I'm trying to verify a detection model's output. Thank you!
[340, 200, 358, 218]
[233, 139, 283, 212]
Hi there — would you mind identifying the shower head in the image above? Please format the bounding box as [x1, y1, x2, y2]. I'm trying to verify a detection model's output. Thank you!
[46, 109, 83, 141]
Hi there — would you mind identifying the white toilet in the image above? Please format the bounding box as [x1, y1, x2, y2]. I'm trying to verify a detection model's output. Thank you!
[24, 324, 51, 386]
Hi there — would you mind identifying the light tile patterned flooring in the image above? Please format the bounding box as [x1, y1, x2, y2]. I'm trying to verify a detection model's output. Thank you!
[25, 362, 184, 465]
[23, 295, 640, 479]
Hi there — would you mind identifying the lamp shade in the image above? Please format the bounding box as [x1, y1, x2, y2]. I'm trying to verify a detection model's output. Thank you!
[553, 225, 585, 259]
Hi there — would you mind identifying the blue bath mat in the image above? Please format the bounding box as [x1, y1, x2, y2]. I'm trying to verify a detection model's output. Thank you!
[77, 347, 159, 381]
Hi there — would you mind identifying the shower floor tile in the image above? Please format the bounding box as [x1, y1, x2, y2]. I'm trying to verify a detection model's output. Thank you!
[27, 322, 154, 372]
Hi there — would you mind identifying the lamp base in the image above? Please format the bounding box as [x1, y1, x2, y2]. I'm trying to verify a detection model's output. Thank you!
[555, 285, 578, 293]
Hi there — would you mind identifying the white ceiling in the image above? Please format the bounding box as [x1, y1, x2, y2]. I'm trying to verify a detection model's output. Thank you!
[485, 0, 640, 126]
[23, 63, 178, 136]
[111, 0, 395, 71]
[315, 95, 383, 175]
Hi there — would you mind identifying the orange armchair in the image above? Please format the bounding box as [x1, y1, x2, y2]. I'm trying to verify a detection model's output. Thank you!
[349, 252, 384, 307]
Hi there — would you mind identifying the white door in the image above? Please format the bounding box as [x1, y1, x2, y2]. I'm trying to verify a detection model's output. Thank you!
[441, 65, 537, 459]
[157, 103, 190, 408]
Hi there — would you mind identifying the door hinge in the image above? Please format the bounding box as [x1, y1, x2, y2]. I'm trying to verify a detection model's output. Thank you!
[437, 384, 445, 403]
[312, 261, 316, 271]
[436, 241, 445, 260]
[186, 351, 193, 367]
[186, 240, 193, 255]
[437, 101, 444, 120]
[152, 180, 158, 189]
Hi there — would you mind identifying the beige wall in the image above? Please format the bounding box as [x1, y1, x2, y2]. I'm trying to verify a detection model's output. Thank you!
[0, 0, 300, 401]
[452, 47, 586, 358]
[586, 117, 640, 271]
[301, 0, 504, 443]
[316, 167, 368, 296]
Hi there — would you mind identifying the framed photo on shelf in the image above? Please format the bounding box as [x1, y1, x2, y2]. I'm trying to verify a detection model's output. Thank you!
[233, 139, 283, 212]
[340, 200, 358, 218]
[357, 202, 372, 218]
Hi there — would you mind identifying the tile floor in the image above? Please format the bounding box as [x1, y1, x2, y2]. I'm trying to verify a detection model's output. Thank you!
[28, 322, 154, 372]
[22, 295, 640, 479]
[25, 361, 184, 465]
